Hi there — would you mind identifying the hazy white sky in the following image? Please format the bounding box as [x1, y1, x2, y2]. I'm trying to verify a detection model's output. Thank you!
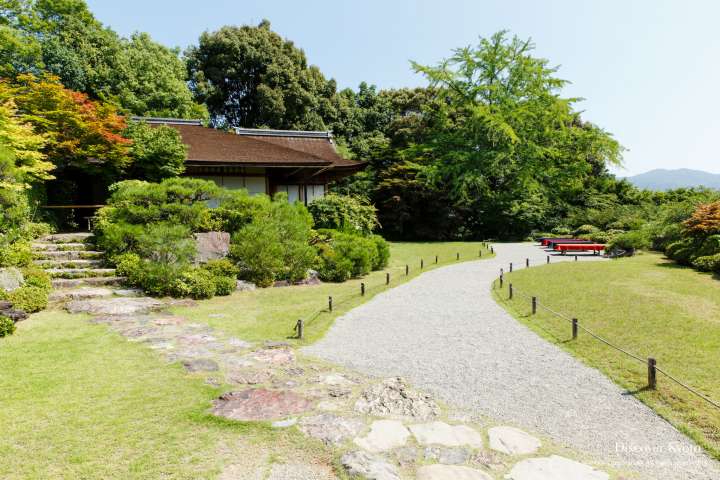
[87, 0, 720, 175]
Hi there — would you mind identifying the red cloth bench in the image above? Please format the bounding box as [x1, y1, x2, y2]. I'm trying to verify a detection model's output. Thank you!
[540, 237, 576, 246]
[553, 243, 605, 254]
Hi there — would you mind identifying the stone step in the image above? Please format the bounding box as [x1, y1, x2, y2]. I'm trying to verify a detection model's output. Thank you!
[32, 242, 94, 252]
[33, 250, 105, 260]
[33, 258, 105, 269]
[39, 233, 94, 243]
[51, 276, 125, 289]
[46, 268, 116, 279]
[49, 287, 143, 302]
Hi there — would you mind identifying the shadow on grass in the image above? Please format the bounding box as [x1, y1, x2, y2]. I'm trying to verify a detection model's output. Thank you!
[622, 385, 654, 396]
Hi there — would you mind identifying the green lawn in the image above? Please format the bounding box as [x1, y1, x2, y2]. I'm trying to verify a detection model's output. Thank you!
[493, 252, 720, 459]
[0, 311, 330, 479]
[171, 241, 492, 344]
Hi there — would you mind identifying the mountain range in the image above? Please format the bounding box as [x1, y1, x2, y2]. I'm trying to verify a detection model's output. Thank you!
[624, 168, 720, 190]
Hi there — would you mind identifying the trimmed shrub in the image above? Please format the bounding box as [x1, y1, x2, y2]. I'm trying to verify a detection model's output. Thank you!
[212, 275, 236, 296]
[370, 235, 390, 270]
[665, 239, 696, 265]
[692, 253, 720, 273]
[606, 230, 651, 254]
[1, 286, 48, 313]
[314, 242, 354, 282]
[0, 315, 14, 337]
[170, 268, 216, 299]
[573, 224, 599, 236]
[314, 230, 388, 281]
[202, 258, 240, 279]
[0, 240, 32, 267]
[22, 267, 51, 292]
[308, 193, 379, 235]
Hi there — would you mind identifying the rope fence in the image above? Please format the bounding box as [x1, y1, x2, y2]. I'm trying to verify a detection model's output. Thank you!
[293, 242, 494, 339]
[496, 252, 720, 411]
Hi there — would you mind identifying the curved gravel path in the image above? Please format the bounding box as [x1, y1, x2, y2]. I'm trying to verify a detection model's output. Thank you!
[304, 243, 720, 480]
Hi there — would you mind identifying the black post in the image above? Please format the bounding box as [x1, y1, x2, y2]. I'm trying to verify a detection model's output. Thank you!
[456, 252, 460, 261]
[526, 258, 529, 268]
[546, 255, 550, 264]
[386, 272, 390, 285]
[328, 296, 333, 312]
[509, 283, 513, 299]
[575, 255, 578, 262]
[509, 262, 513, 273]
[648, 357, 657, 389]
[421, 259, 424, 269]
[499, 273, 504, 288]
[532, 296, 537, 315]
[361, 282, 365, 296]
[491, 246, 494, 254]
[479, 249, 482, 257]
[296, 319, 304, 339]
[405, 265, 409, 276]
[435, 255, 438, 264]
[572, 318, 578, 339]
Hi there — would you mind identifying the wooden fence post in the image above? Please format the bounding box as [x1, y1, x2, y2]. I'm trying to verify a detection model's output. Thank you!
[499, 274, 503, 288]
[547, 255, 550, 264]
[532, 296, 537, 315]
[648, 357, 657, 389]
[456, 252, 460, 261]
[361, 282, 365, 296]
[435, 255, 438, 264]
[509, 283, 513, 299]
[491, 246, 494, 254]
[386, 272, 390, 285]
[296, 319, 304, 339]
[572, 318, 578, 339]
[421, 259, 424, 269]
[405, 265, 409, 276]
[526, 258, 530, 268]
[509, 262, 513, 273]
[575, 255, 578, 262]
[328, 296, 333, 312]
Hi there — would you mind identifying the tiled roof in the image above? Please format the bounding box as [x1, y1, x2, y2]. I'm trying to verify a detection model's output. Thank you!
[134, 117, 362, 169]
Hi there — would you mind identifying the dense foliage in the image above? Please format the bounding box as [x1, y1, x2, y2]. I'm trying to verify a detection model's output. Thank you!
[307, 193, 379, 235]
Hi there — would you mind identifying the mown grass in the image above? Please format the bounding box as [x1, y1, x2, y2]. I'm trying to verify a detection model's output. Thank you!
[171, 241, 492, 344]
[493, 252, 720, 459]
[0, 311, 333, 479]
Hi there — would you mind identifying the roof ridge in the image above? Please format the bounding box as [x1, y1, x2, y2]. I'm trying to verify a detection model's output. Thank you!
[234, 127, 333, 139]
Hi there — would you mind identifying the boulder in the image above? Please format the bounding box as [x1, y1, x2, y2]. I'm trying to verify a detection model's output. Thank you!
[340, 451, 400, 480]
[0, 267, 23, 292]
[236, 280, 256, 292]
[354, 377, 440, 420]
[193, 231, 230, 263]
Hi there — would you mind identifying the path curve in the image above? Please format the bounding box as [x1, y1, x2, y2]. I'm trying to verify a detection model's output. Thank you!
[304, 242, 720, 480]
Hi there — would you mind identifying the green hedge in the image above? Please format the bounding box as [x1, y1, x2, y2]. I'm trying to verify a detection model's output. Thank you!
[314, 229, 389, 282]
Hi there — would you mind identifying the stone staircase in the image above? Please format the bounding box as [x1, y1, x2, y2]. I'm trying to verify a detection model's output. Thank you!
[32, 233, 130, 303]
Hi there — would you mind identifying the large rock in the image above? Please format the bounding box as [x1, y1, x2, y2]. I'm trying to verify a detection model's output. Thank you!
[409, 422, 484, 448]
[212, 388, 312, 421]
[340, 451, 400, 480]
[299, 414, 365, 446]
[0, 267, 23, 292]
[417, 465, 493, 480]
[355, 377, 440, 420]
[194, 231, 230, 263]
[488, 426, 541, 455]
[66, 297, 164, 316]
[505, 455, 609, 480]
[354, 420, 410, 452]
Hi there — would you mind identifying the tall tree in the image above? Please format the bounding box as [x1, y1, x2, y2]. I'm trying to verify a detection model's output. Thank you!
[186, 20, 337, 129]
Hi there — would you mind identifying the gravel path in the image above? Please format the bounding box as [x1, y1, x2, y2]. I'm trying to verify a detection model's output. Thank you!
[304, 243, 720, 480]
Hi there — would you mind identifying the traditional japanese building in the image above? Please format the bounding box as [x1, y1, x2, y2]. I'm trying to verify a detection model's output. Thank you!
[141, 117, 364, 205]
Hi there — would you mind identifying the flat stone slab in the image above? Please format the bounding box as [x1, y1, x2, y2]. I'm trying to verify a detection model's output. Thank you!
[182, 358, 219, 372]
[355, 377, 439, 420]
[212, 389, 312, 421]
[300, 414, 366, 446]
[489, 426, 541, 455]
[354, 420, 410, 452]
[50, 287, 114, 301]
[505, 455, 609, 480]
[250, 347, 295, 365]
[409, 421, 484, 448]
[66, 297, 164, 315]
[424, 446, 470, 465]
[341, 450, 399, 480]
[417, 465, 493, 480]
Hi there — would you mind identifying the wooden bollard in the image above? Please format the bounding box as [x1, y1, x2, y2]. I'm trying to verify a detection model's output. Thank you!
[509, 283, 513, 299]
[361, 282, 365, 296]
[479, 249, 482, 257]
[509, 262, 513, 273]
[648, 357, 657, 389]
[456, 252, 460, 261]
[296, 319, 304, 339]
[405, 265, 409, 276]
[531, 296, 537, 315]
[491, 246, 494, 254]
[526, 258, 529, 268]
[547, 255, 550, 264]
[572, 318, 578, 339]
[435, 255, 438, 264]
[328, 296, 333, 312]
[499, 274, 503, 288]
[421, 259, 424, 269]
[575, 255, 578, 262]
[386, 272, 390, 285]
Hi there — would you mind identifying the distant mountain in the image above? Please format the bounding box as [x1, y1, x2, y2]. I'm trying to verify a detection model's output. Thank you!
[624, 168, 720, 190]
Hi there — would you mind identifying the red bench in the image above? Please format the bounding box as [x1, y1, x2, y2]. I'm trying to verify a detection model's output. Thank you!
[553, 243, 605, 255]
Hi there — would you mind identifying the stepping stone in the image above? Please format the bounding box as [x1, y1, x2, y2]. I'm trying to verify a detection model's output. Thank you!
[212, 388, 312, 421]
[355, 377, 439, 420]
[66, 297, 164, 315]
[50, 287, 114, 301]
[488, 426, 541, 455]
[267, 462, 335, 480]
[409, 421, 484, 448]
[417, 465, 492, 480]
[505, 455, 609, 480]
[250, 347, 294, 365]
[182, 358, 219, 372]
[271, 417, 297, 428]
[321, 373, 354, 385]
[354, 420, 410, 452]
[299, 414, 365, 446]
[424, 446, 471, 465]
[341, 450, 399, 480]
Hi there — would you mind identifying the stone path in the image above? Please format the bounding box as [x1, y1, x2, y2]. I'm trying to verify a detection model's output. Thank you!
[64, 285, 616, 479]
[305, 242, 720, 480]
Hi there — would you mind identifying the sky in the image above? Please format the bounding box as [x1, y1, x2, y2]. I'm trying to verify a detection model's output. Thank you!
[86, 0, 720, 176]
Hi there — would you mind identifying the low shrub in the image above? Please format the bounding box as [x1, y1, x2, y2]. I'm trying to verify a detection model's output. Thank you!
[606, 230, 651, 254]
[314, 242, 354, 282]
[314, 230, 388, 281]
[370, 235, 390, 270]
[573, 224, 599, 236]
[308, 193, 379, 235]
[212, 275, 236, 296]
[692, 253, 720, 273]
[0, 315, 14, 337]
[202, 258, 239, 279]
[22, 267, 51, 292]
[665, 239, 697, 265]
[170, 268, 216, 299]
[550, 226, 572, 235]
[0, 240, 32, 267]
[1, 286, 48, 313]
